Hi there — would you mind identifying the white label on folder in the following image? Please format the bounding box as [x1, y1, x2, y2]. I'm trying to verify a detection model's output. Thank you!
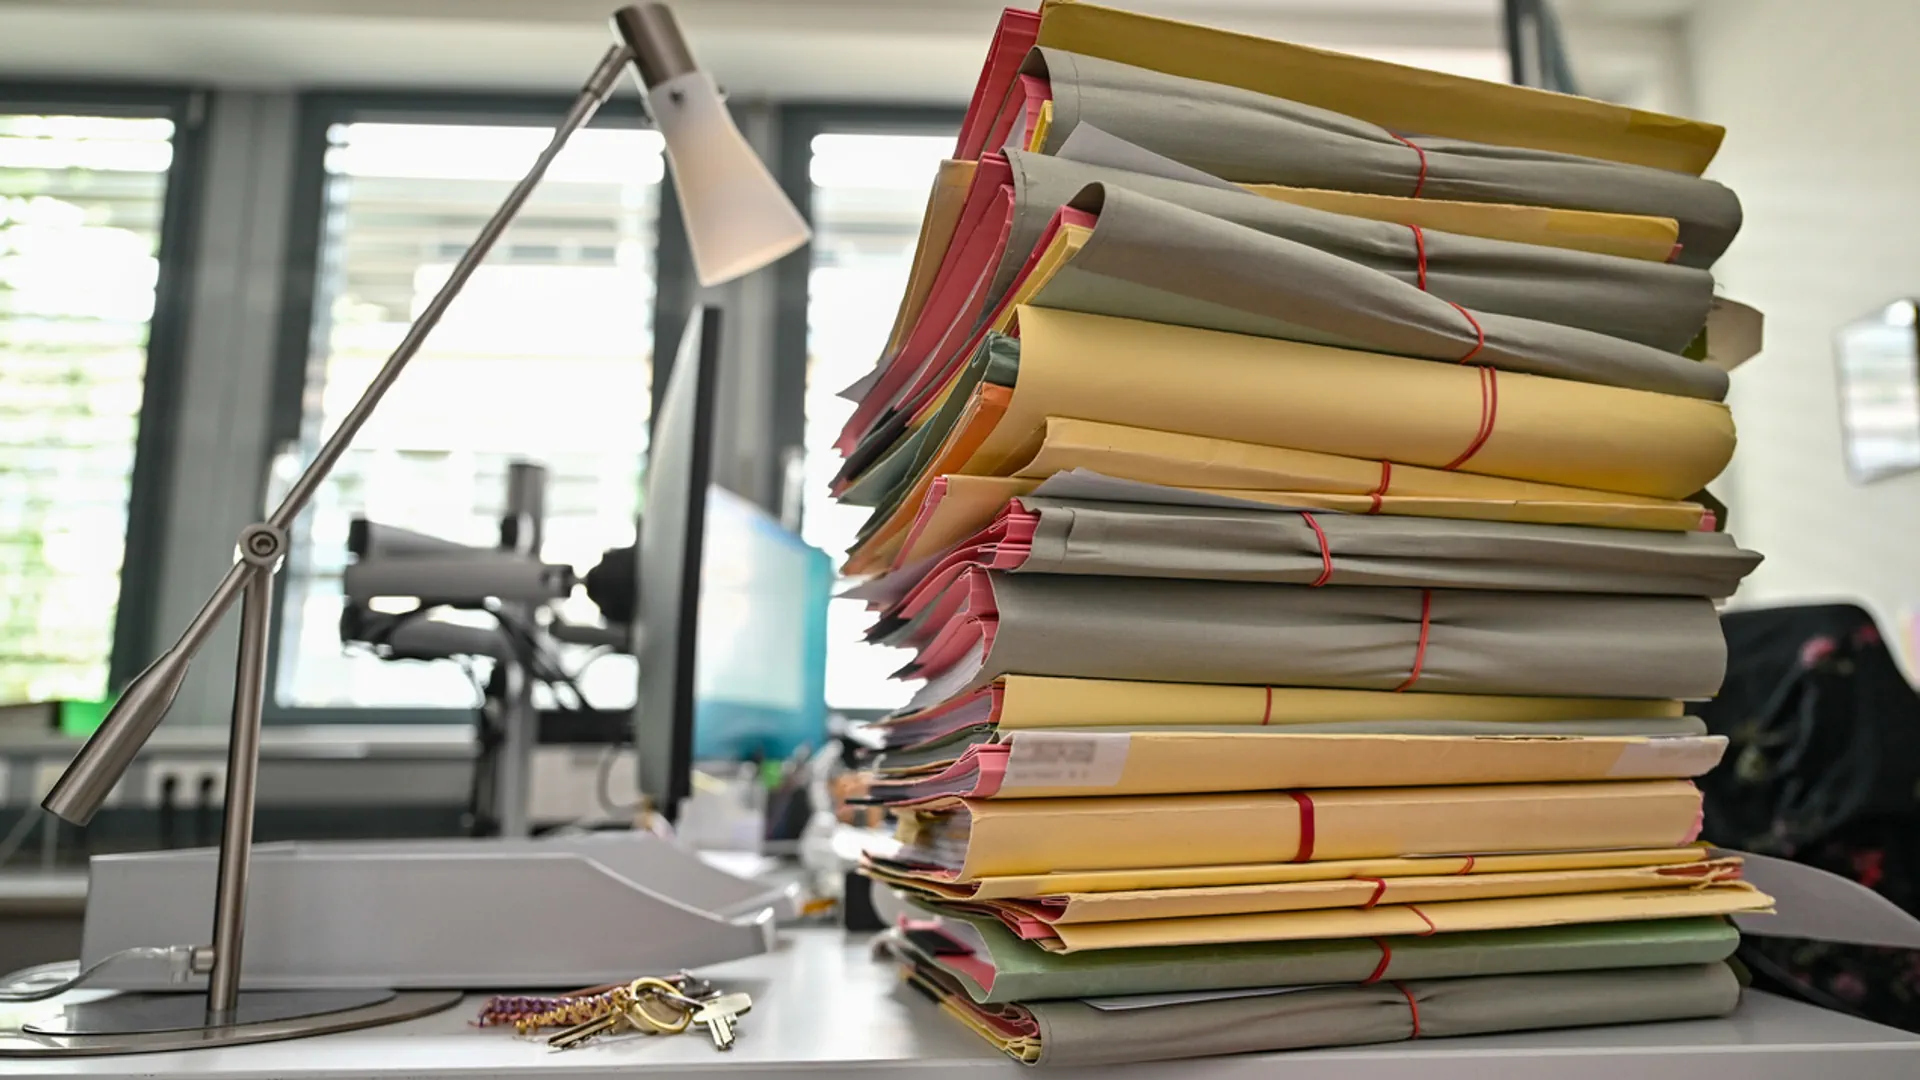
[1605, 735, 1727, 778]
[1000, 732, 1129, 790]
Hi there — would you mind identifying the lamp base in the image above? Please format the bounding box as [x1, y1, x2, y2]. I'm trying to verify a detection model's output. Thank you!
[0, 988, 460, 1057]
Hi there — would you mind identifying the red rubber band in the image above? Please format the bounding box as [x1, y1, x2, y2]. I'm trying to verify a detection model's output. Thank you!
[1441, 365, 1498, 471]
[1393, 590, 1433, 692]
[1408, 224, 1428, 291]
[1389, 132, 1428, 198]
[1286, 791, 1316, 863]
[1408, 905, 1438, 936]
[1363, 938, 1393, 984]
[1394, 981, 1423, 1038]
[1446, 301, 1487, 364]
[1359, 877, 1388, 910]
[1261, 685, 1273, 727]
[1457, 855, 1476, 875]
[1368, 460, 1392, 514]
[1299, 512, 1334, 587]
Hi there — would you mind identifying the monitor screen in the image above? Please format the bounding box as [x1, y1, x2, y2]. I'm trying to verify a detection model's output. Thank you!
[693, 486, 831, 763]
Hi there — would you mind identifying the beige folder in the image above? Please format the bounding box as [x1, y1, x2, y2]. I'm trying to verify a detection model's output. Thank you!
[867, 846, 1722, 902]
[900, 780, 1704, 879]
[1033, 0, 1724, 174]
[964, 730, 1727, 800]
[991, 858, 1746, 925]
[962, 307, 1734, 501]
[1035, 882, 1771, 952]
[989, 676, 1686, 731]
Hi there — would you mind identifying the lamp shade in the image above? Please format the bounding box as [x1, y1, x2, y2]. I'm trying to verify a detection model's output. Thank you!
[649, 71, 810, 287]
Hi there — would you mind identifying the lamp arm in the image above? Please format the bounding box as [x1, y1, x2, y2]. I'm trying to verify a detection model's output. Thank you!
[41, 43, 636, 828]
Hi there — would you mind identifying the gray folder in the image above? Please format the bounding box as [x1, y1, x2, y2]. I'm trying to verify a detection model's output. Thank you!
[1031, 184, 1727, 401]
[906, 573, 1726, 702]
[1027, 47, 1742, 269]
[1015, 497, 1761, 597]
[1018, 962, 1741, 1066]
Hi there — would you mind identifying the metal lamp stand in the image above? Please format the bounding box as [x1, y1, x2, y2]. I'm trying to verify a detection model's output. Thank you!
[0, 42, 641, 1058]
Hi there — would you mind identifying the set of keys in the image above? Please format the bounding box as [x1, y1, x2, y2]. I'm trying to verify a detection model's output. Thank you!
[549, 980, 754, 1051]
[476, 974, 754, 1052]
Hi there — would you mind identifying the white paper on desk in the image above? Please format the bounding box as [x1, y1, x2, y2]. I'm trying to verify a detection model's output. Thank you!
[1055, 125, 1241, 192]
[1719, 848, 1920, 949]
[1029, 470, 1331, 514]
[1084, 985, 1340, 1011]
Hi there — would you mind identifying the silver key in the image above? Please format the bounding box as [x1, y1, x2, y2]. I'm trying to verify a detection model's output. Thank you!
[690, 992, 753, 1050]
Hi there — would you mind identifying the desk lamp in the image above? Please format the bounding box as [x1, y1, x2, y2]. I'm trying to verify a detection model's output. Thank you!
[13, 3, 808, 1056]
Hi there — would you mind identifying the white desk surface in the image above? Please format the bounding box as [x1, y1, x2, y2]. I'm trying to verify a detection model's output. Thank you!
[1, 928, 1915, 1079]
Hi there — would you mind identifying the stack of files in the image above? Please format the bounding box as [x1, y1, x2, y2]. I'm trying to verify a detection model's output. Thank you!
[828, 0, 1770, 1065]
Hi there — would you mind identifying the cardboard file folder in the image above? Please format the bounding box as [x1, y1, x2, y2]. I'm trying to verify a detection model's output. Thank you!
[1010, 420, 1711, 532]
[1024, 183, 1723, 394]
[863, 730, 1728, 803]
[1025, 882, 1771, 953]
[843, 149, 1721, 460]
[864, 497, 1759, 608]
[891, 780, 1706, 878]
[1027, 1, 1725, 174]
[905, 951, 1742, 1066]
[866, 847, 1722, 905]
[889, 905, 1740, 1004]
[963, 307, 1736, 501]
[1017, 46, 1740, 266]
[980, 858, 1746, 927]
[896, 571, 1727, 706]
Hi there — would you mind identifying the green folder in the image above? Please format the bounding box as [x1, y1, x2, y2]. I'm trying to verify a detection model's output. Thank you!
[907, 909, 1739, 1004]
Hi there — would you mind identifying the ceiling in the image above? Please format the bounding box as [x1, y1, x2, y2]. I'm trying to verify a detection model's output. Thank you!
[0, 0, 1526, 100]
[0, 0, 1696, 103]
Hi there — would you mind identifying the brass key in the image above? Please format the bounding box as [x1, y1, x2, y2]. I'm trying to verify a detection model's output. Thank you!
[690, 992, 753, 1050]
[547, 997, 631, 1051]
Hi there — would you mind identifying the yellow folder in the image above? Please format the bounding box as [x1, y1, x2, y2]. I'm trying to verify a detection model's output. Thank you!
[1035, 0, 1724, 174]
[1035, 882, 1772, 952]
[990, 676, 1686, 731]
[975, 730, 1725, 799]
[870, 846, 1720, 902]
[901, 780, 1704, 878]
[882, 160, 977, 362]
[961, 858, 1747, 926]
[1013, 418, 1711, 530]
[963, 306, 1734, 501]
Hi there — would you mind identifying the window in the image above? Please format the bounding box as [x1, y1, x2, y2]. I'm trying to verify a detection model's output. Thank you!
[0, 102, 183, 703]
[271, 108, 663, 713]
[796, 123, 957, 712]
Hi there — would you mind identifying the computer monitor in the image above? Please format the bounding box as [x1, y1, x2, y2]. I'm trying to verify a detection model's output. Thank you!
[692, 486, 831, 763]
[633, 305, 720, 821]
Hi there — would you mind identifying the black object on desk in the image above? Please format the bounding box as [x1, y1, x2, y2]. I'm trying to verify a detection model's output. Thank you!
[631, 304, 722, 823]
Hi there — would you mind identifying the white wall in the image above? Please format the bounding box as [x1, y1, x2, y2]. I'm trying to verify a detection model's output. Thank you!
[1687, 0, 1920, 653]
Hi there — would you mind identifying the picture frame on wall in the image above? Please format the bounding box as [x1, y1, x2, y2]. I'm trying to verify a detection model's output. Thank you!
[1836, 299, 1920, 484]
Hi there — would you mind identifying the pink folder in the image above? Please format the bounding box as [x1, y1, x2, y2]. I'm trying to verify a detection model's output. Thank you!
[954, 9, 1042, 160]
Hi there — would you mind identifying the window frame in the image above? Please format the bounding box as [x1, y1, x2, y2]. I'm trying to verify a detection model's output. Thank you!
[769, 104, 963, 720]
[262, 89, 663, 724]
[0, 79, 209, 696]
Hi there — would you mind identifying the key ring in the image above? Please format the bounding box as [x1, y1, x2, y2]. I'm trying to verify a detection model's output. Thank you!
[625, 978, 693, 1034]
